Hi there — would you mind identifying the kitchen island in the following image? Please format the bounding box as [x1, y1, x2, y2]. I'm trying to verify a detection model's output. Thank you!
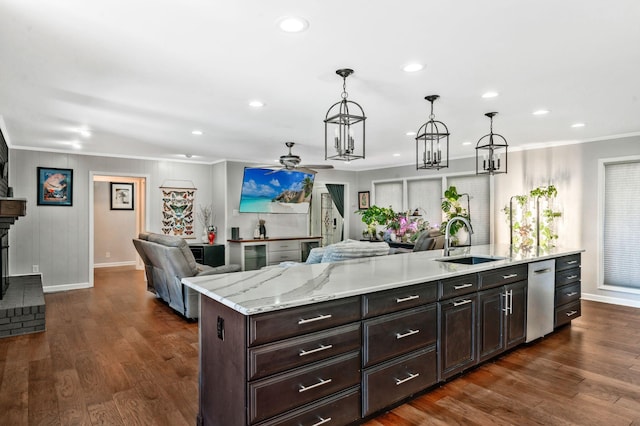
[183, 244, 583, 426]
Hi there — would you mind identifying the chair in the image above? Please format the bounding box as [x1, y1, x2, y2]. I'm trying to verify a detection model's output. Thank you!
[133, 232, 240, 319]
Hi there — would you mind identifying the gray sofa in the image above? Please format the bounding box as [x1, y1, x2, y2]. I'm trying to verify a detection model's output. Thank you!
[133, 232, 240, 319]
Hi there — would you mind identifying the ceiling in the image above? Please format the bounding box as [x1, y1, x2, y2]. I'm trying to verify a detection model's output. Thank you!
[1, 0, 639, 171]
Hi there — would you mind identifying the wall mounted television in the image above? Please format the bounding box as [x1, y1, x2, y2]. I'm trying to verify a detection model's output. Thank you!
[239, 167, 315, 214]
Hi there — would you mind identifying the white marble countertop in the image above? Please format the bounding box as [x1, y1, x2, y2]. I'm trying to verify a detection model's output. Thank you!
[182, 244, 584, 316]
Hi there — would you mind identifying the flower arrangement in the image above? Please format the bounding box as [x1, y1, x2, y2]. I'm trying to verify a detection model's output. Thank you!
[386, 211, 430, 243]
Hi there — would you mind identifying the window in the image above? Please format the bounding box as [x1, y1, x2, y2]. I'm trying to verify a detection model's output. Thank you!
[601, 158, 640, 292]
[407, 179, 442, 227]
[447, 175, 491, 245]
[373, 181, 402, 212]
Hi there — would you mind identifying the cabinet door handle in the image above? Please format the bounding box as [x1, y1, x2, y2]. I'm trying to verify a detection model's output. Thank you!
[395, 372, 420, 386]
[453, 299, 472, 307]
[509, 290, 513, 315]
[566, 275, 578, 280]
[454, 283, 473, 290]
[566, 310, 578, 317]
[566, 260, 578, 265]
[501, 293, 509, 315]
[299, 344, 333, 357]
[298, 314, 332, 325]
[502, 273, 518, 279]
[566, 292, 578, 297]
[310, 417, 332, 426]
[396, 295, 420, 303]
[299, 378, 332, 393]
[396, 329, 420, 339]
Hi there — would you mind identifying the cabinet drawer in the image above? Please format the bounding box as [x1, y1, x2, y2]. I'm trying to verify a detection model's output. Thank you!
[189, 246, 205, 263]
[440, 274, 478, 299]
[249, 323, 361, 380]
[362, 346, 437, 417]
[363, 304, 437, 367]
[248, 352, 361, 424]
[269, 241, 300, 252]
[556, 268, 581, 287]
[268, 249, 300, 264]
[362, 282, 437, 318]
[478, 264, 528, 290]
[555, 282, 581, 307]
[255, 387, 360, 426]
[555, 300, 581, 328]
[556, 254, 581, 272]
[249, 297, 361, 346]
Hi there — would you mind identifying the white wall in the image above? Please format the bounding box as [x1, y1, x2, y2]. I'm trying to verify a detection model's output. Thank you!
[9, 149, 215, 290]
[93, 180, 136, 265]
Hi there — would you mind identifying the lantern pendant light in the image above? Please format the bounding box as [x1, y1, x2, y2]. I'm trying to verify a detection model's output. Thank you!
[324, 69, 366, 162]
[476, 112, 508, 175]
[415, 95, 449, 170]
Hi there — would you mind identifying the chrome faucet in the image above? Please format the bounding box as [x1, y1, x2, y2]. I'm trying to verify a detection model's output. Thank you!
[444, 216, 473, 256]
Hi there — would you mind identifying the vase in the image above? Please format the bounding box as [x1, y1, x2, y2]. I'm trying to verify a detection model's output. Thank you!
[208, 231, 215, 245]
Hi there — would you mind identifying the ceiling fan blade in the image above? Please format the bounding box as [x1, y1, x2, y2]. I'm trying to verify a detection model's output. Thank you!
[295, 167, 318, 174]
[301, 164, 334, 170]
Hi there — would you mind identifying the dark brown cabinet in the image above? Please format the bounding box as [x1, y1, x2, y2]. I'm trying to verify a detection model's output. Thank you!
[439, 292, 478, 380]
[554, 254, 582, 327]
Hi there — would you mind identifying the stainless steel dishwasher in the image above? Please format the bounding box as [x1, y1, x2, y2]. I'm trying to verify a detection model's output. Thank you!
[526, 259, 555, 342]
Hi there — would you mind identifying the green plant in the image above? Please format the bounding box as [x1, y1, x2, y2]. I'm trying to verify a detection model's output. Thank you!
[504, 184, 562, 249]
[355, 205, 397, 239]
[441, 185, 471, 237]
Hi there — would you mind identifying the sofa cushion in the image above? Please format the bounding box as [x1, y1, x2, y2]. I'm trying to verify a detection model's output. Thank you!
[320, 239, 390, 263]
[305, 247, 326, 264]
[146, 233, 198, 275]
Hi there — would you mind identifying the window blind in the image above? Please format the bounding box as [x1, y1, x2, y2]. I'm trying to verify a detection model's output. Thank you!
[374, 181, 403, 212]
[447, 175, 490, 245]
[407, 179, 443, 227]
[603, 161, 640, 290]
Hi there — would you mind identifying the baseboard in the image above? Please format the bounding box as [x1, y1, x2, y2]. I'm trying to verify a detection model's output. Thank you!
[581, 292, 640, 309]
[42, 282, 92, 293]
[94, 261, 137, 269]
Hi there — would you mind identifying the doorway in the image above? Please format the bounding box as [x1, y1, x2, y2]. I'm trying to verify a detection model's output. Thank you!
[89, 173, 148, 286]
[310, 182, 347, 246]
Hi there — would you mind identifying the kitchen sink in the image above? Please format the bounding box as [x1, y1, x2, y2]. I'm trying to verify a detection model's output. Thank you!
[435, 255, 506, 265]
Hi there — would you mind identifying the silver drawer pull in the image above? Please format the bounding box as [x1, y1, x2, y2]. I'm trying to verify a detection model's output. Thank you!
[396, 295, 420, 303]
[396, 329, 420, 339]
[566, 275, 578, 280]
[453, 283, 473, 290]
[453, 299, 472, 307]
[502, 273, 518, 279]
[566, 310, 578, 317]
[310, 417, 332, 426]
[534, 268, 551, 274]
[566, 260, 578, 265]
[298, 314, 332, 325]
[299, 378, 332, 393]
[566, 292, 578, 297]
[395, 372, 420, 386]
[299, 344, 333, 357]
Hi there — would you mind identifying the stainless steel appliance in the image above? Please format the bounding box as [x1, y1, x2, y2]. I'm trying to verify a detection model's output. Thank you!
[526, 259, 555, 342]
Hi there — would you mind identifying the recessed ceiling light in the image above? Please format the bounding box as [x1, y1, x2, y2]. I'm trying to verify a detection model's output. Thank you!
[533, 109, 550, 115]
[393, 153, 401, 157]
[79, 129, 92, 137]
[71, 141, 82, 149]
[482, 92, 499, 99]
[571, 123, 585, 128]
[462, 141, 472, 146]
[403, 63, 424, 73]
[405, 131, 416, 136]
[344, 160, 351, 165]
[185, 154, 193, 158]
[249, 100, 265, 108]
[191, 130, 203, 135]
[278, 16, 309, 33]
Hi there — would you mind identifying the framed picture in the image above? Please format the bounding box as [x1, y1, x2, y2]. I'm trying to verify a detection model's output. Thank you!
[110, 182, 134, 210]
[358, 191, 370, 210]
[37, 167, 73, 206]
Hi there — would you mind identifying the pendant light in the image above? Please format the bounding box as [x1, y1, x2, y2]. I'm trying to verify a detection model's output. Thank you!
[415, 95, 449, 170]
[476, 112, 508, 175]
[324, 69, 366, 162]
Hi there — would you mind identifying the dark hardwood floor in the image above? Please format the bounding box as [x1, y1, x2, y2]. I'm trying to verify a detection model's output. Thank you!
[1, 267, 639, 425]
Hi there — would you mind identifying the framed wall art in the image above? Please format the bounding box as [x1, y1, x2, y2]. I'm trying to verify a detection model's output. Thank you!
[110, 182, 134, 210]
[37, 167, 73, 206]
[358, 191, 370, 210]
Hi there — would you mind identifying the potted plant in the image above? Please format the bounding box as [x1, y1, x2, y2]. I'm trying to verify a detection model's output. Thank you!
[355, 205, 397, 240]
[441, 185, 471, 245]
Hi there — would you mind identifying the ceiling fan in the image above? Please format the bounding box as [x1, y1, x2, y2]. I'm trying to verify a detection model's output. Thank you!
[260, 142, 334, 174]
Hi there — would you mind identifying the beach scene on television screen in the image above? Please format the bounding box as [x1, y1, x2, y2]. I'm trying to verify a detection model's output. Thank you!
[239, 168, 315, 214]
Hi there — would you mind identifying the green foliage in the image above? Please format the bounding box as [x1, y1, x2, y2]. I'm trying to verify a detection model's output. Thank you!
[355, 205, 397, 238]
[504, 184, 562, 249]
[441, 185, 471, 237]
